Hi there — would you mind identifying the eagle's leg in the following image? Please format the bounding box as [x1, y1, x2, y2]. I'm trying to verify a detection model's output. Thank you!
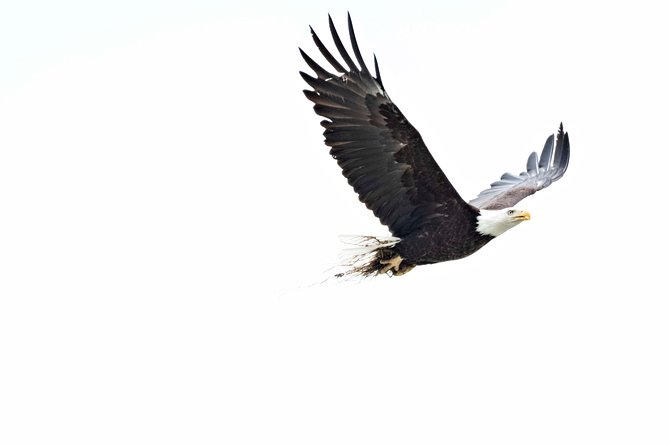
[379, 255, 403, 275]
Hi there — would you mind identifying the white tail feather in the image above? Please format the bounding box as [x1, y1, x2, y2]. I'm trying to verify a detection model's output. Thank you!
[338, 235, 400, 257]
[335, 235, 401, 278]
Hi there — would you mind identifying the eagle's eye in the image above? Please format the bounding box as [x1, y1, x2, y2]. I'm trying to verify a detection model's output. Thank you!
[507, 210, 515, 215]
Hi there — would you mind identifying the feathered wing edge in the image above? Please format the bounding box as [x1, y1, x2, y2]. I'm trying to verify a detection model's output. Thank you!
[469, 123, 570, 210]
[300, 13, 385, 93]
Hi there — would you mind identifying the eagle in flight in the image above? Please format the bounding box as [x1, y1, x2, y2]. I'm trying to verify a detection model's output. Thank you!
[300, 14, 570, 276]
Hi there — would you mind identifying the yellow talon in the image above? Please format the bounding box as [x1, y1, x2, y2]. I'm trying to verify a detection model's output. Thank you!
[379, 255, 403, 275]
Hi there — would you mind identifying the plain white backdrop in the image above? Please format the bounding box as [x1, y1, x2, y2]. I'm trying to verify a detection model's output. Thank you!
[1, 0, 668, 445]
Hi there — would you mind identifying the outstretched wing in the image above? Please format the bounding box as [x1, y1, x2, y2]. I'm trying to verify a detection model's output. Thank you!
[469, 124, 570, 210]
[300, 14, 468, 238]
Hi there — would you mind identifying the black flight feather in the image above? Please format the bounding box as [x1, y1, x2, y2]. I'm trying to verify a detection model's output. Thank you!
[299, 48, 335, 80]
[309, 26, 346, 74]
[328, 14, 359, 73]
[347, 12, 370, 74]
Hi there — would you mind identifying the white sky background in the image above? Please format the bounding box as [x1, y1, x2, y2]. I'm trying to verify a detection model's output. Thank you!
[1, 0, 668, 444]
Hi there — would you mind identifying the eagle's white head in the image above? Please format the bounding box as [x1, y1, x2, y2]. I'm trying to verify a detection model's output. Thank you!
[476, 208, 531, 237]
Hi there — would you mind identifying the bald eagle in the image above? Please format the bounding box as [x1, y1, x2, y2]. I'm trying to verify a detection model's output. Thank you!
[300, 14, 570, 276]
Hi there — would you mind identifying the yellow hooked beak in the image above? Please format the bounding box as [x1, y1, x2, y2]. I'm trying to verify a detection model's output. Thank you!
[513, 210, 531, 221]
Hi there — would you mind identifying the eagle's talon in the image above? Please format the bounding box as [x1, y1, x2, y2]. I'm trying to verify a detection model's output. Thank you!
[379, 255, 403, 275]
[394, 265, 414, 276]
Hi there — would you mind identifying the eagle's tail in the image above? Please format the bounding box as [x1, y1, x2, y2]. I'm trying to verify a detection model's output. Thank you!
[336, 235, 413, 277]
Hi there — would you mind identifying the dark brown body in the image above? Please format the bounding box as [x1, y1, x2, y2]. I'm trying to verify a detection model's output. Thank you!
[395, 223, 494, 265]
[377, 204, 493, 272]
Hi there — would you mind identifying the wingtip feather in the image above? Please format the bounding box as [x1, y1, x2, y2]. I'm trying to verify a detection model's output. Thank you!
[373, 54, 384, 88]
[347, 12, 370, 74]
[310, 21, 347, 73]
[328, 13, 359, 72]
[526, 151, 539, 173]
[539, 134, 555, 169]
